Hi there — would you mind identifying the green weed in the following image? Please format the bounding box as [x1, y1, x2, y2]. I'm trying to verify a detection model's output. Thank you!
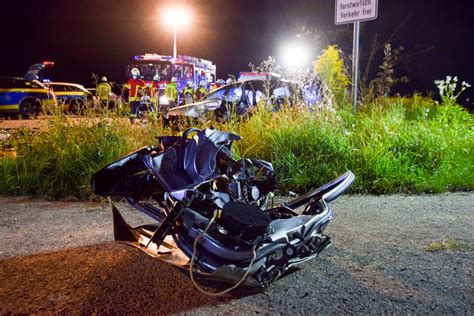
[84, 206, 105, 213]
[425, 238, 469, 252]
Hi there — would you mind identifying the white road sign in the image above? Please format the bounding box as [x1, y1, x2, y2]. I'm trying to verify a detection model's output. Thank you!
[335, 0, 378, 25]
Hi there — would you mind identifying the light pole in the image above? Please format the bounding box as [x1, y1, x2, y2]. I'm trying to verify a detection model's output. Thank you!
[173, 26, 177, 60]
[163, 6, 192, 60]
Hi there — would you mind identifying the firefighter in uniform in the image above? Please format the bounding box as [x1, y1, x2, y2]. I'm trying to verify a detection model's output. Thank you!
[123, 68, 145, 123]
[150, 74, 160, 116]
[182, 81, 195, 104]
[161, 77, 178, 126]
[97, 76, 112, 108]
[165, 77, 178, 108]
[195, 80, 208, 101]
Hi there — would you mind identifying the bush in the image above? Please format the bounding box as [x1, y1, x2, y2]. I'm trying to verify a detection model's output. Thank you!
[314, 45, 350, 107]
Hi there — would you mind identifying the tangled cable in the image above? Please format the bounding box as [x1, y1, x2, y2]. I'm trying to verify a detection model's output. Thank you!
[189, 210, 257, 296]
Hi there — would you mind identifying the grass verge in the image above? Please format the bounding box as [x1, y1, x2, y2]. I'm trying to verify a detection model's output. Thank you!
[0, 96, 473, 198]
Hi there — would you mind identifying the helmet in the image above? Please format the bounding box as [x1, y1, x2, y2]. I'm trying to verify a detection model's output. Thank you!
[101, 76, 107, 82]
[171, 77, 177, 83]
[131, 68, 140, 78]
[153, 74, 160, 82]
[226, 78, 233, 85]
[28, 63, 45, 72]
[187, 81, 193, 87]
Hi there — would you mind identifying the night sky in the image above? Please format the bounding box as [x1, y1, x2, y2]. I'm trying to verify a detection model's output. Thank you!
[1, 0, 473, 108]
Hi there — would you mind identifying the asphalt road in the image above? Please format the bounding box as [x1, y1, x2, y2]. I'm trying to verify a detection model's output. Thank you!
[0, 193, 473, 314]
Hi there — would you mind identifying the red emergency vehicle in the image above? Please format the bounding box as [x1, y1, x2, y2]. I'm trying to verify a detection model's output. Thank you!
[126, 54, 216, 93]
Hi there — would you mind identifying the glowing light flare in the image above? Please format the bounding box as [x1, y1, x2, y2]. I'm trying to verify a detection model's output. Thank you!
[42, 61, 55, 68]
[162, 6, 192, 28]
[280, 41, 312, 68]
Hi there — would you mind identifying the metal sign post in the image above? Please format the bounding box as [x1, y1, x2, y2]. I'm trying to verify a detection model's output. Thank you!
[352, 21, 360, 113]
[335, 0, 378, 113]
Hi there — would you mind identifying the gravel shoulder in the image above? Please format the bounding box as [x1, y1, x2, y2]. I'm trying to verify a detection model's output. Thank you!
[0, 193, 473, 314]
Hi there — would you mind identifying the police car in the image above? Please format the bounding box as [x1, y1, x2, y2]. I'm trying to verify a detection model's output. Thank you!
[0, 76, 55, 118]
[45, 82, 92, 113]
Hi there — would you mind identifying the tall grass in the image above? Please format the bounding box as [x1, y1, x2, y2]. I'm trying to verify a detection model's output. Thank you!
[0, 95, 472, 198]
[0, 113, 165, 198]
[351, 97, 473, 192]
[233, 96, 473, 193]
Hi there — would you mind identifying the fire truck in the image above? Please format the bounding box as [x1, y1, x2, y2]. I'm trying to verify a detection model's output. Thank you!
[126, 54, 216, 93]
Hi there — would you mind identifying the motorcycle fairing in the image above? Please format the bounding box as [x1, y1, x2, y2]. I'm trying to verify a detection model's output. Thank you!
[91, 146, 154, 200]
[109, 172, 354, 287]
[92, 127, 355, 288]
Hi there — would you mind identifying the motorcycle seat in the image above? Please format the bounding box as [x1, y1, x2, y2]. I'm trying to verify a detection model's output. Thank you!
[145, 128, 240, 192]
[184, 134, 220, 183]
[146, 148, 193, 191]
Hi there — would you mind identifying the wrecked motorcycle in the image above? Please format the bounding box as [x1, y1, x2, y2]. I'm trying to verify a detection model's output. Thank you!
[91, 128, 354, 294]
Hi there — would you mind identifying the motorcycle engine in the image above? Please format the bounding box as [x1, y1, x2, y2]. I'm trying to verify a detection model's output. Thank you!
[216, 201, 271, 243]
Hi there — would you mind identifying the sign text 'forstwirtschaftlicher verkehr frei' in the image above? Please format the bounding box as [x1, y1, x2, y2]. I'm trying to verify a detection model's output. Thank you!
[335, 0, 378, 25]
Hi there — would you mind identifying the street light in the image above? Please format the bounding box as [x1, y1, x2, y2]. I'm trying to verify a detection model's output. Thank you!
[162, 6, 192, 60]
[279, 41, 312, 69]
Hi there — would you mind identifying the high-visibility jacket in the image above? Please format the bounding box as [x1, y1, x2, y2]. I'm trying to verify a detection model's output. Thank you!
[165, 83, 177, 102]
[124, 78, 145, 102]
[182, 86, 194, 102]
[97, 82, 111, 101]
[150, 82, 160, 100]
[195, 86, 207, 101]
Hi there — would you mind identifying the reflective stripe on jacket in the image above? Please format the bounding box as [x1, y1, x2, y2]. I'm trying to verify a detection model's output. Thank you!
[183, 87, 194, 97]
[125, 78, 145, 102]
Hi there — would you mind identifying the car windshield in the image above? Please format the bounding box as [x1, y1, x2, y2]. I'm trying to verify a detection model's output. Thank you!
[127, 62, 172, 81]
[203, 80, 294, 106]
[226, 85, 243, 103]
[243, 81, 266, 106]
[205, 88, 226, 102]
